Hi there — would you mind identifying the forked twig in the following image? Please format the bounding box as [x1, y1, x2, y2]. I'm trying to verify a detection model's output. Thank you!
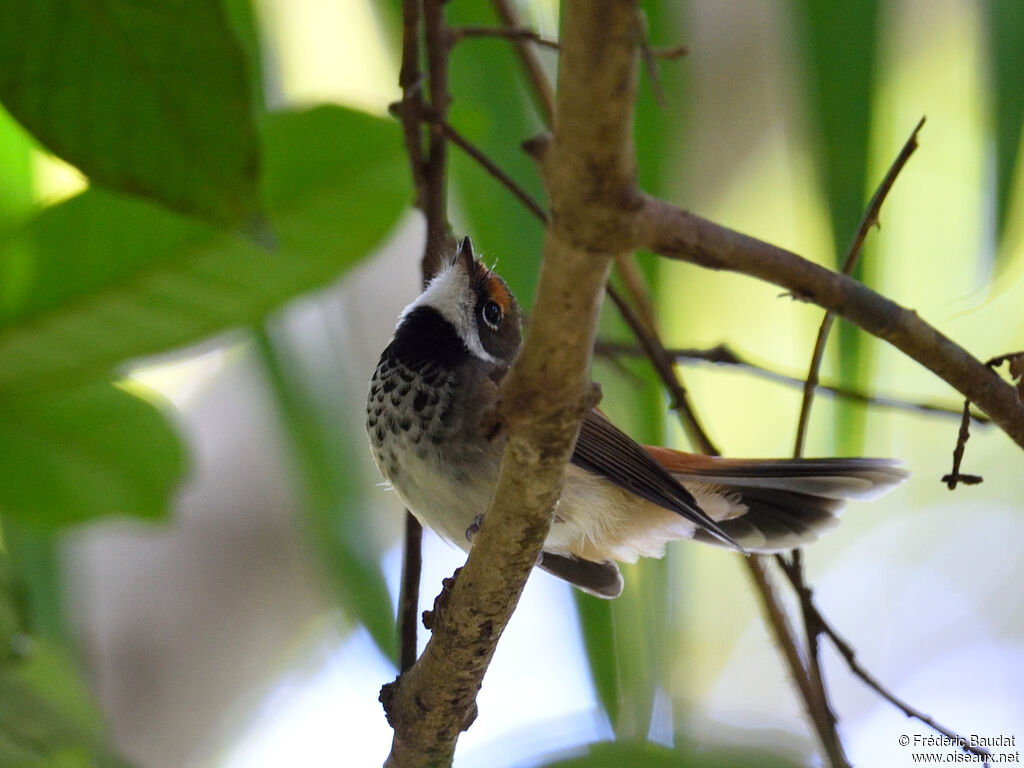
[775, 555, 993, 765]
[943, 350, 1024, 488]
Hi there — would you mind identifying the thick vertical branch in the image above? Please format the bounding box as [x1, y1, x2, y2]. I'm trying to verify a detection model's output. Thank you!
[382, 2, 642, 765]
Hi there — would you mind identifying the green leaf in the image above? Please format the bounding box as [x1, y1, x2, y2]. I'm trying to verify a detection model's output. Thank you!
[0, 0, 260, 224]
[537, 739, 803, 768]
[0, 106, 408, 393]
[259, 106, 410, 259]
[255, 329, 397, 663]
[0, 381, 186, 529]
[0, 639, 106, 766]
[986, 0, 1024, 263]
[220, 0, 266, 114]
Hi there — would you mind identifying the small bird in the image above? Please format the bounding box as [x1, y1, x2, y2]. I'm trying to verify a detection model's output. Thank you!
[366, 238, 908, 598]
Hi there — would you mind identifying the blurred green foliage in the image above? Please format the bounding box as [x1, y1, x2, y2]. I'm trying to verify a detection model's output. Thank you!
[0, 0, 411, 761]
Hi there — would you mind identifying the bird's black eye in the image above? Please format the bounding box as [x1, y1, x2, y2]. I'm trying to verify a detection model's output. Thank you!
[482, 300, 502, 329]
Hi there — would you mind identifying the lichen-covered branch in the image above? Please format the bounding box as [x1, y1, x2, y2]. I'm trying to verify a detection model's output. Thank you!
[381, 2, 641, 765]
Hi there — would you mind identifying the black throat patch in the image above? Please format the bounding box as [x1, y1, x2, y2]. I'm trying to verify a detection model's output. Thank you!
[383, 306, 469, 371]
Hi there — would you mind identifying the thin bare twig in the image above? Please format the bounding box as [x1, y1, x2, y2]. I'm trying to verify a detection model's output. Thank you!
[745, 556, 828, 744]
[398, 513, 423, 672]
[612, 255, 659, 334]
[788, 116, 925, 767]
[793, 116, 926, 456]
[605, 283, 719, 455]
[610, 254, 719, 457]
[942, 398, 982, 489]
[594, 340, 987, 422]
[490, 0, 556, 132]
[775, 555, 993, 765]
[421, 0, 456, 276]
[395, 0, 427, 211]
[942, 350, 1024, 488]
[392, 0, 460, 677]
[448, 25, 559, 52]
[414, 105, 549, 222]
[393, 0, 428, 679]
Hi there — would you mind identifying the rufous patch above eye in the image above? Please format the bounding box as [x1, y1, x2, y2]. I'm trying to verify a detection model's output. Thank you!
[485, 273, 511, 315]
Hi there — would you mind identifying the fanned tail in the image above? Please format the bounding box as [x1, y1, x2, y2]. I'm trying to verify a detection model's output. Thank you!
[652, 453, 909, 553]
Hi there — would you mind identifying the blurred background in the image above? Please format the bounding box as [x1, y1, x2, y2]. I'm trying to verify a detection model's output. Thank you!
[0, 0, 1022, 766]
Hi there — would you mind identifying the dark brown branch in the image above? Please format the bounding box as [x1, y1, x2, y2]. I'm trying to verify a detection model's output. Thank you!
[775, 556, 993, 765]
[640, 197, 1024, 449]
[594, 341, 986, 422]
[793, 116, 925, 456]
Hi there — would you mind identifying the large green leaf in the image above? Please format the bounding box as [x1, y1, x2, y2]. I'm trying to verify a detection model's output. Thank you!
[0, 106, 408, 393]
[986, 0, 1024, 265]
[260, 107, 410, 259]
[0, 0, 259, 224]
[0, 381, 185, 529]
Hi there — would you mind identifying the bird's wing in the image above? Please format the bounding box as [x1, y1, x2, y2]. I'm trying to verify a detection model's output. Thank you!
[570, 409, 742, 551]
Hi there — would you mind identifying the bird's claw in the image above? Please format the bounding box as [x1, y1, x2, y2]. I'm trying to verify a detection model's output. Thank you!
[465, 514, 484, 543]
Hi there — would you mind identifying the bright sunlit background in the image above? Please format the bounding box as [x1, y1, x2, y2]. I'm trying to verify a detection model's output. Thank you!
[4, 0, 1020, 766]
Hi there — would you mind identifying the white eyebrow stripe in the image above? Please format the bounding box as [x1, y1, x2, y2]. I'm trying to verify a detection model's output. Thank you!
[400, 262, 498, 365]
